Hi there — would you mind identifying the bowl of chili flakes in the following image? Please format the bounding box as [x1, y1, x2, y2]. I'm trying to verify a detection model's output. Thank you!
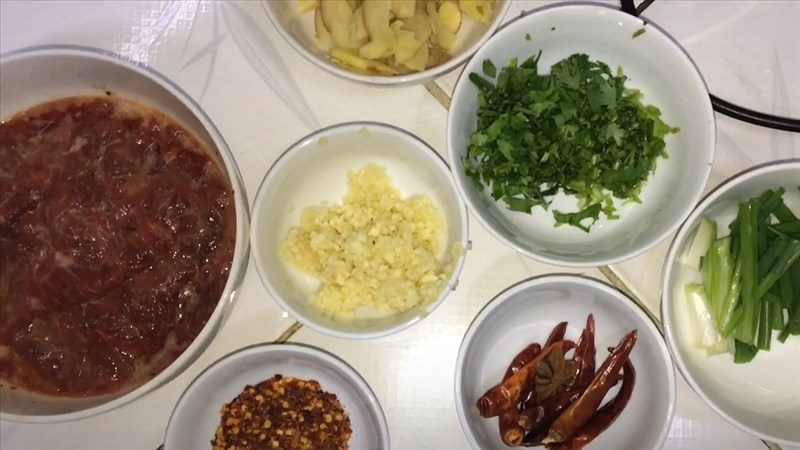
[164, 343, 389, 450]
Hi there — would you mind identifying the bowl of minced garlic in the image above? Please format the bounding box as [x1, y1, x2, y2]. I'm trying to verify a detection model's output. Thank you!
[251, 122, 469, 338]
[281, 163, 461, 319]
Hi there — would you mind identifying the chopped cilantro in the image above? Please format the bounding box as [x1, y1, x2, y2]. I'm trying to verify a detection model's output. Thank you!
[468, 72, 493, 91]
[553, 204, 603, 232]
[482, 59, 497, 78]
[464, 52, 679, 232]
[525, 33, 532, 41]
[550, 27, 556, 31]
[632, 27, 646, 39]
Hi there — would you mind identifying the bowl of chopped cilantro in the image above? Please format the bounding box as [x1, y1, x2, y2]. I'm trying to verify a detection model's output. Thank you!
[447, 3, 715, 266]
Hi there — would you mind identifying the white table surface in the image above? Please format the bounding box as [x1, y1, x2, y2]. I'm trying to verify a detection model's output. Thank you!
[1, 1, 799, 449]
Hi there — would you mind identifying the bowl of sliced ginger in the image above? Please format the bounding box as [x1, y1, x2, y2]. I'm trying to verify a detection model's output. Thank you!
[262, 0, 510, 86]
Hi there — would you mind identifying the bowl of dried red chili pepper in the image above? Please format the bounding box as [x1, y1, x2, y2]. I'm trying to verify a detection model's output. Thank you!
[455, 275, 675, 449]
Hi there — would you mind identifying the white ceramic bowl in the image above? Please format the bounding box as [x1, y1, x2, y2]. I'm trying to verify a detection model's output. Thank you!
[164, 343, 390, 450]
[261, 0, 510, 86]
[661, 160, 800, 446]
[447, 3, 715, 267]
[456, 275, 675, 449]
[251, 122, 469, 339]
[0, 46, 250, 422]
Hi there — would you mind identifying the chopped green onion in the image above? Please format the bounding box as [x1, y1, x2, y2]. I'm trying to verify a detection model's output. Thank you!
[770, 301, 784, 331]
[754, 240, 800, 301]
[718, 256, 742, 337]
[769, 221, 800, 237]
[774, 202, 799, 223]
[734, 201, 759, 345]
[706, 238, 733, 322]
[734, 340, 758, 364]
[759, 187, 786, 218]
[757, 300, 772, 350]
[778, 271, 794, 309]
[689, 188, 798, 361]
[758, 237, 789, 279]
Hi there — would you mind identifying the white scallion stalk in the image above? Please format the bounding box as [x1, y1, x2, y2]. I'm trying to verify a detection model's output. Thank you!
[684, 283, 723, 352]
[679, 218, 716, 270]
[706, 337, 733, 357]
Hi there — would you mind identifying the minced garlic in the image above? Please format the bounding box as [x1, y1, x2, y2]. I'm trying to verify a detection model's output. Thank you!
[280, 163, 458, 320]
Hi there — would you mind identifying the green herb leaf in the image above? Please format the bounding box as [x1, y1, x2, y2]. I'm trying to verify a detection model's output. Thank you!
[482, 59, 497, 78]
[463, 52, 678, 231]
[469, 72, 494, 92]
[525, 33, 532, 41]
[553, 204, 603, 233]
[506, 197, 538, 213]
[632, 27, 646, 39]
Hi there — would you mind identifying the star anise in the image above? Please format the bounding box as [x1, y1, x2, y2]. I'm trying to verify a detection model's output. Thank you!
[535, 347, 576, 402]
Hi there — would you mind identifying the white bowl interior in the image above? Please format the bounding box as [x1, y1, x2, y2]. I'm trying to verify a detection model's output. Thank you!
[0, 47, 249, 421]
[262, 0, 509, 85]
[164, 344, 389, 450]
[252, 123, 468, 337]
[663, 162, 800, 446]
[456, 276, 674, 449]
[448, 4, 715, 266]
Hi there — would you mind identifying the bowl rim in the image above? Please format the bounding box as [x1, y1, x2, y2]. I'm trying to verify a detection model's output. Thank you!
[163, 342, 391, 450]
[260, 0, 511, 87]
[446, 2, 716, 267]
[660, 159, 800, 447]
[454, 273, 676, 449]
[250, 121, 470, 339]
[0, 44, 250, 423]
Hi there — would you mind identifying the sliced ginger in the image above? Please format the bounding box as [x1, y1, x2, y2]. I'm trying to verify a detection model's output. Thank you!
[305, 0, 496, 75]
[391, 0, 416, 18]
[360, 0, 397, 59]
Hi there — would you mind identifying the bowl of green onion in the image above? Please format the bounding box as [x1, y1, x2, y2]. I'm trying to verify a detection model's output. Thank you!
[661, 160, 800, 446]
[447, 3, 714, 266]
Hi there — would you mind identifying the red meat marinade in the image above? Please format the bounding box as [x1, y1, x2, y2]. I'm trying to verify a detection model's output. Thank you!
[0, 96, 236, 396]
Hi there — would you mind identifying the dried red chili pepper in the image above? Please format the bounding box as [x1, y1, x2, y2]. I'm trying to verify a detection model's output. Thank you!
[545, 321, 568, 347]
[497, 320, 568, 446]
[519, 389, 583, 447]
[547, 359, 636, 450]
[505, 343, 543, 379]
[544, 330, 637, 444]
[499, 408, 525, 446]
[477, 340, 574, 418]
[500, 343, 542, 446]
[567, 314, 595, 391]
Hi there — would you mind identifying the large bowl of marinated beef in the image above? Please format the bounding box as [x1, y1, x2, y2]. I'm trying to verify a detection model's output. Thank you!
[0, 46, 249, 422]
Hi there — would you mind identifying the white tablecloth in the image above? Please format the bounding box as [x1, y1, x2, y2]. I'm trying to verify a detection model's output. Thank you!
[1, 1, 798, 449]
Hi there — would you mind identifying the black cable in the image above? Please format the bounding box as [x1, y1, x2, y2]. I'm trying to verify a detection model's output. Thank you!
[635, 0, 657, 16]
[710, 95, 800, 133]
[620, 0, 636, 16]
[622, 0, 800, 133]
